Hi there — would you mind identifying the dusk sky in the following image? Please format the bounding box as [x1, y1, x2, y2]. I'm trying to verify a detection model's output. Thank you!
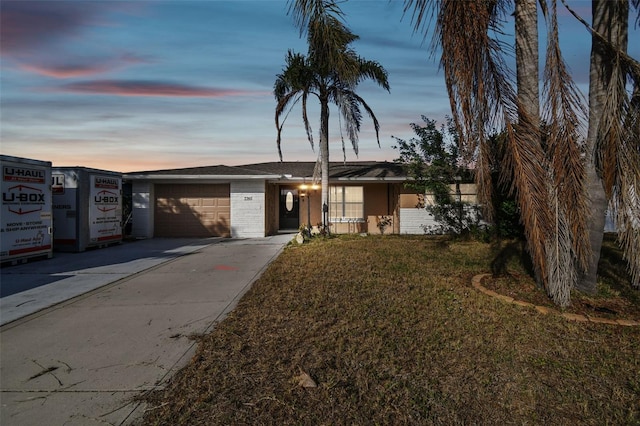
[1, 1, 637, 173]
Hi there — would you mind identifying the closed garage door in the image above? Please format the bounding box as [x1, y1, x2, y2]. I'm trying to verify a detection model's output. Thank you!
[155, 184, 230, 237]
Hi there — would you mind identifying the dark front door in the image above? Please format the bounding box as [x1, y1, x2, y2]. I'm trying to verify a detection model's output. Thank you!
[279, 187, 299, 230]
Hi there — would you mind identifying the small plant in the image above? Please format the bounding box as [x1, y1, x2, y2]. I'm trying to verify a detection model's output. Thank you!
[298, 224, 311, 239]
[376, 215, 393, 235]
[316, 222, 329, 237]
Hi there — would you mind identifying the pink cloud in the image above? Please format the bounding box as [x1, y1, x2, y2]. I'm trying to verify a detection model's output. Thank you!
[56, 80, 264, 98]
[18, 53, 154, 78]
[20, 63, 114, 79]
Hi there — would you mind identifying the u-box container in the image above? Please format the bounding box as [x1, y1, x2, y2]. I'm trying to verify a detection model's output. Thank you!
[1, 155, 53, 263]
[52, 167, 122, 252]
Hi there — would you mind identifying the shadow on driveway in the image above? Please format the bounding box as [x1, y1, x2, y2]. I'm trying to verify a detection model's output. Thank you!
[0, 238, 220, 323]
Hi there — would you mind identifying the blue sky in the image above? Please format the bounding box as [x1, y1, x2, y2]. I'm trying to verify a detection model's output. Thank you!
[1, 0, 637, 172]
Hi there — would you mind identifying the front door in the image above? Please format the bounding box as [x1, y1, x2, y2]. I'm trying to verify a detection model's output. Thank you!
[279, 187, 299, 230]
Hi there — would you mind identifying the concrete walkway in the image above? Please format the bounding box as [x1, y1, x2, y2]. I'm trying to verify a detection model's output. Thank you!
[0, 234, 292, 425]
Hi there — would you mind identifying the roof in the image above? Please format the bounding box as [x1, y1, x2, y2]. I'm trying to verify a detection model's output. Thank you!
[124, 161, 407, 180]
[125, 164, 270, 176]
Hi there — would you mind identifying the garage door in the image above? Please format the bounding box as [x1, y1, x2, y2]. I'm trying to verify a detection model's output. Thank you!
[155, 184, 230, 237]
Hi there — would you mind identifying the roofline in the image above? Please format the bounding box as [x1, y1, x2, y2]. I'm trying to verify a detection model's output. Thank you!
[270, 176, 408, 182]
[123, 174, 282, 180]
[332, 177, 407, 182]
[125, 174, 409, 182]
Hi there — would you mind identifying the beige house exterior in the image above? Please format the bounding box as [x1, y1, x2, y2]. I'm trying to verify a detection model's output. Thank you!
[123, 162, 477, 239]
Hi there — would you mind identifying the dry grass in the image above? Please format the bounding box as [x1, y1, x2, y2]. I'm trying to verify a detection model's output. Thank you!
[142, 235, 640, 425]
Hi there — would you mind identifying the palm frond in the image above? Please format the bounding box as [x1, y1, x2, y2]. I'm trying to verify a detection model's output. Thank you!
[275, 91, 303, 161]
[561, 0, 640, 80]
[350, 92, 382, 147]
[356, 58, 390, 92]
[306, 7, 360, 81]
[605, 70, 640, 288]
[288, 0, 345, 36]
[337, 112, 348, 162]
[541, 0, 590, 272]
[402, 0, 438, 38]
[590, 1, 640, 288]
[301, 91, 314, 150]
[546, 187, 577, 307]
[332, 88, 361, 155]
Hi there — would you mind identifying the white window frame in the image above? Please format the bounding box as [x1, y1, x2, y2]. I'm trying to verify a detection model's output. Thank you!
[329, 185, 364, 223]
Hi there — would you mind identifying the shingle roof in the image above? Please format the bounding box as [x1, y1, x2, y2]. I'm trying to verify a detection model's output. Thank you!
[126, 161, 407, 179]
[239, 161, 406, 178]
[125, 164, 269, 176]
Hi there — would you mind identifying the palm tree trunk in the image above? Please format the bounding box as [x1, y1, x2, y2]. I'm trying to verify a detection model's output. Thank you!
[320, 96, 330, 231]
[515, 0, 539, 120]
[515, 0, 552, 290]
[578, 0, 624, 293]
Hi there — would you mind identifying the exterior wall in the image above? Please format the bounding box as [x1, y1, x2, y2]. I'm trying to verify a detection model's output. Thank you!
[399, 183, 478, 234]
[365, 183, 400, 234]
[400, 208, 436, 234]
[328, 183, 400, 235]
[230, 180, 266, 238]
[300, 188, 322, 228]
[331, 221, 367, 234]
[265, 183, 278, 235]
[131, 181, 154, 238]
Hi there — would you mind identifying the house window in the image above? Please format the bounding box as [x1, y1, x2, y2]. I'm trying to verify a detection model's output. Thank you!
[329, 186, 364, 222]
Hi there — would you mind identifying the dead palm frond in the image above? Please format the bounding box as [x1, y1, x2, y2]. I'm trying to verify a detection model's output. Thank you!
[540, 0, 591, 302]
[603, 61, 640, 288]
[430, 0, 552, 285]
[562, 0, 640, 287]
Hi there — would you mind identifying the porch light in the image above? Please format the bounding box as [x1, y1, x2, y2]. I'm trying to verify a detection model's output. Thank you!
[299, 182, 319, 232]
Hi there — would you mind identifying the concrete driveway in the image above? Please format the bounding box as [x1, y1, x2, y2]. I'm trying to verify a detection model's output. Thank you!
[0, 234, 292, 425]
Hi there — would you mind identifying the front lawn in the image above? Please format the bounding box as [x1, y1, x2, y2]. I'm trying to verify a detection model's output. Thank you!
[142, 235, 640, 425]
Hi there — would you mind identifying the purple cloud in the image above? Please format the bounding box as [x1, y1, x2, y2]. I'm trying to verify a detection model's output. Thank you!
[0, 1, 138, 56]
[55, 80, 265, 98]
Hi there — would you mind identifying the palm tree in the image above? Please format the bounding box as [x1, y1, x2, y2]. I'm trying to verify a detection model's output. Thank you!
[275, 0, 390, 229]
[402, 0, 639, 302]
[564, 0, 640, 291]
[401, 0, 611, 305]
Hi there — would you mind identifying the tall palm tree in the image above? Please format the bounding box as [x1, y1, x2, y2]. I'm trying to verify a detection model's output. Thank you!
[401, 0, 596, 305]
[563, 0, 640, 291]
[275, 0, 389, 228]
[402, 0, 639, 302]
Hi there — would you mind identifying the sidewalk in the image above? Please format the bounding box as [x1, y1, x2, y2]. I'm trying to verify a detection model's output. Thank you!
[0, 234, 292, 426]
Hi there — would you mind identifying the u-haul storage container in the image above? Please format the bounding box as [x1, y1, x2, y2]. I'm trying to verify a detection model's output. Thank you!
[1, 155, 53, 263]
[52, 167, 122, 252]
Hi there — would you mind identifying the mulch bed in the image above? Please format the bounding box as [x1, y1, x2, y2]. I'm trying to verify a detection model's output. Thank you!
[482, 272, 640, 322]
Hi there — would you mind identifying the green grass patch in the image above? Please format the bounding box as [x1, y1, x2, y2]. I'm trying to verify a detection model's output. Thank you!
[142, 235, 640, 425]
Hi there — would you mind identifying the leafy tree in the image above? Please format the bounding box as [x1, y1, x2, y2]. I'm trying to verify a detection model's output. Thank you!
[275, 0, 389, 228]
[393, 116, 461, 204]
[393, 116, 519, 238]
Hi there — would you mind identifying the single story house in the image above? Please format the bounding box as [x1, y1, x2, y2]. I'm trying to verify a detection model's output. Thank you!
[123, 161, 478, 238]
